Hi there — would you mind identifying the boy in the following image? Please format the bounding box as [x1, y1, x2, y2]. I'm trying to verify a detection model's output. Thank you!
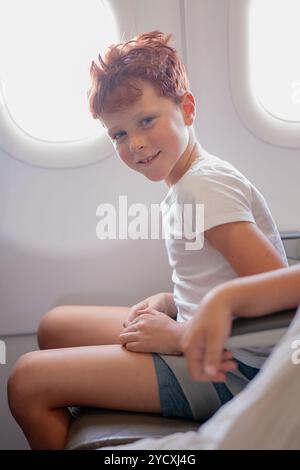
[8, 31, 287, 449]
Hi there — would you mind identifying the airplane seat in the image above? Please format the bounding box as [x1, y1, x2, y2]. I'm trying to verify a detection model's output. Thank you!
[65, 308, 296, 450]
[66, 408, 199, 450]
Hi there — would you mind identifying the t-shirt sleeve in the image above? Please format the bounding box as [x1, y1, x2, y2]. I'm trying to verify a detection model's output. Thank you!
[177, 171, 255, 232]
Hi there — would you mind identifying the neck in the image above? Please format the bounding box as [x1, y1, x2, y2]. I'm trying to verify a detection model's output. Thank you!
[165, 132, 201, 187]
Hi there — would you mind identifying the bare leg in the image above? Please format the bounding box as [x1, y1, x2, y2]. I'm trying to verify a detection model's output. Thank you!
[7, 344, 160, 450]
[37, 305, 130, 349]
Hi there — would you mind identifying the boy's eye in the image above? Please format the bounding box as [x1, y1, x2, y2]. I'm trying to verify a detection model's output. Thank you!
[113, 131, 126, 141]
[141, 116, 155, 126]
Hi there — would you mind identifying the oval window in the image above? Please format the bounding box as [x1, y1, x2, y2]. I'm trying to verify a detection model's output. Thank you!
[0, 0, 119, 142]
[229, 0, 300, 148]
[250, 0, 300, 123]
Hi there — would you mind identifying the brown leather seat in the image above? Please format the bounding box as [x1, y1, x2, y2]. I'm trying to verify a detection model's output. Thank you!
[65, 408, 199, 450]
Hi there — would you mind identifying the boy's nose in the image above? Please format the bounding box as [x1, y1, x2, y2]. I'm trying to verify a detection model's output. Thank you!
[129, 135, 146, 154]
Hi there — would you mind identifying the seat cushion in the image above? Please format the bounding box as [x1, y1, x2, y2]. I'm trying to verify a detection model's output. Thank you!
[65, 408, 200, 450]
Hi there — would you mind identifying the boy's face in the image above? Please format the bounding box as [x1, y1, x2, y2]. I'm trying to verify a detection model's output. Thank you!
[101, 81, 195, 186]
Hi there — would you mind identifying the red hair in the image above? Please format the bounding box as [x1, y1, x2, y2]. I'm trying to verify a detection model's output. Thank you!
[88, 31, 190, 118]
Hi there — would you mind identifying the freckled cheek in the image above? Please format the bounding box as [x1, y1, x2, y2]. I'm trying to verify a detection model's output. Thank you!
[158, 122, 185, 150]
[162, 130, 186, 156]
[150, 129, 170, 151]
[117, 145, 135, 166]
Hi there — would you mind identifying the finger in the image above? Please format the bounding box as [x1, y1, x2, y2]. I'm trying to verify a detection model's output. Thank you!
[125, 302, 148, 324]
[191, 359, 237, 381]
[122, 322, 138, 332]
[119, 332, 139, 345]
[139, 307, 160, 315]
[124, 310, 146, 328]
[136, 308, 154, 317]
[125, 342, 146, 352]
[188, 363, 205, 381]
[203, 330, 224, 376]
[186, 346, 206, 380]
[222, 350, 233, 361]
[186, 346, 205, 363]
[124, 318, 137, 328]
[220, 359, 237, 372]
[123, 313, 137, 328]
[126, 315, 148, 327]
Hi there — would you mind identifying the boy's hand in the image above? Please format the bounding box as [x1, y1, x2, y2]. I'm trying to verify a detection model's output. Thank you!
[183, 350, 237, 382]
[120, 307, 236, 380]
[124, 293, 176, 328]
[181, 294, 237, 381]
[120, 308, 184, 355]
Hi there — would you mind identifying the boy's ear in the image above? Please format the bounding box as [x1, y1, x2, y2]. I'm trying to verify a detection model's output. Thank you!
[180, 92, 196, 125]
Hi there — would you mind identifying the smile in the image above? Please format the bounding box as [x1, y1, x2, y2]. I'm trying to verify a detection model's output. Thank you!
[138, 151, 161, 165]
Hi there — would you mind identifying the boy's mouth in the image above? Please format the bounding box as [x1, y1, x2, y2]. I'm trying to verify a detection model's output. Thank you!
[137, 151, 161, 165]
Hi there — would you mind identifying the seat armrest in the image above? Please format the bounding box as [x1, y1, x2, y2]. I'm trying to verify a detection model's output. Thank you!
[226, 308, 297, 348]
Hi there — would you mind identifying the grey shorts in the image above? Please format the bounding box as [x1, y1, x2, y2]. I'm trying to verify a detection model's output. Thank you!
[152, 353, 260, 421]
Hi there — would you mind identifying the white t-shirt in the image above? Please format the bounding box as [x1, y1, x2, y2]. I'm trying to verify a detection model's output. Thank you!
[160, 149, 287, 367]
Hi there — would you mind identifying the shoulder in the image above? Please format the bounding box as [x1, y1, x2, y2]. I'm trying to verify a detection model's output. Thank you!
[175, 155, 253, 205]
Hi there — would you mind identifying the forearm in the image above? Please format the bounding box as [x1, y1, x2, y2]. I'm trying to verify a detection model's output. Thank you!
[161, 292, 178, 318]
[171, 320, 191, 353]
[212, 265, 300, 319]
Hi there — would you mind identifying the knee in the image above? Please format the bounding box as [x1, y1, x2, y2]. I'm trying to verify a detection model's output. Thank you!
[7, 352, 40, 419]
[37, 306, 68, 350]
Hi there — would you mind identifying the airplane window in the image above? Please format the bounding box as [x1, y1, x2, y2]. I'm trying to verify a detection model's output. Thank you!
[249, 0, 300, 123]
[229, 0, 300, 148]
[0, 0, 119, 142]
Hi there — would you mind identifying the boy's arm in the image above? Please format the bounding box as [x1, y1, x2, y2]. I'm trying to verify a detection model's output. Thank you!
[218, 264, 300, 318]
[182, 265, 300, 380]
[205, 220, 287, 277]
